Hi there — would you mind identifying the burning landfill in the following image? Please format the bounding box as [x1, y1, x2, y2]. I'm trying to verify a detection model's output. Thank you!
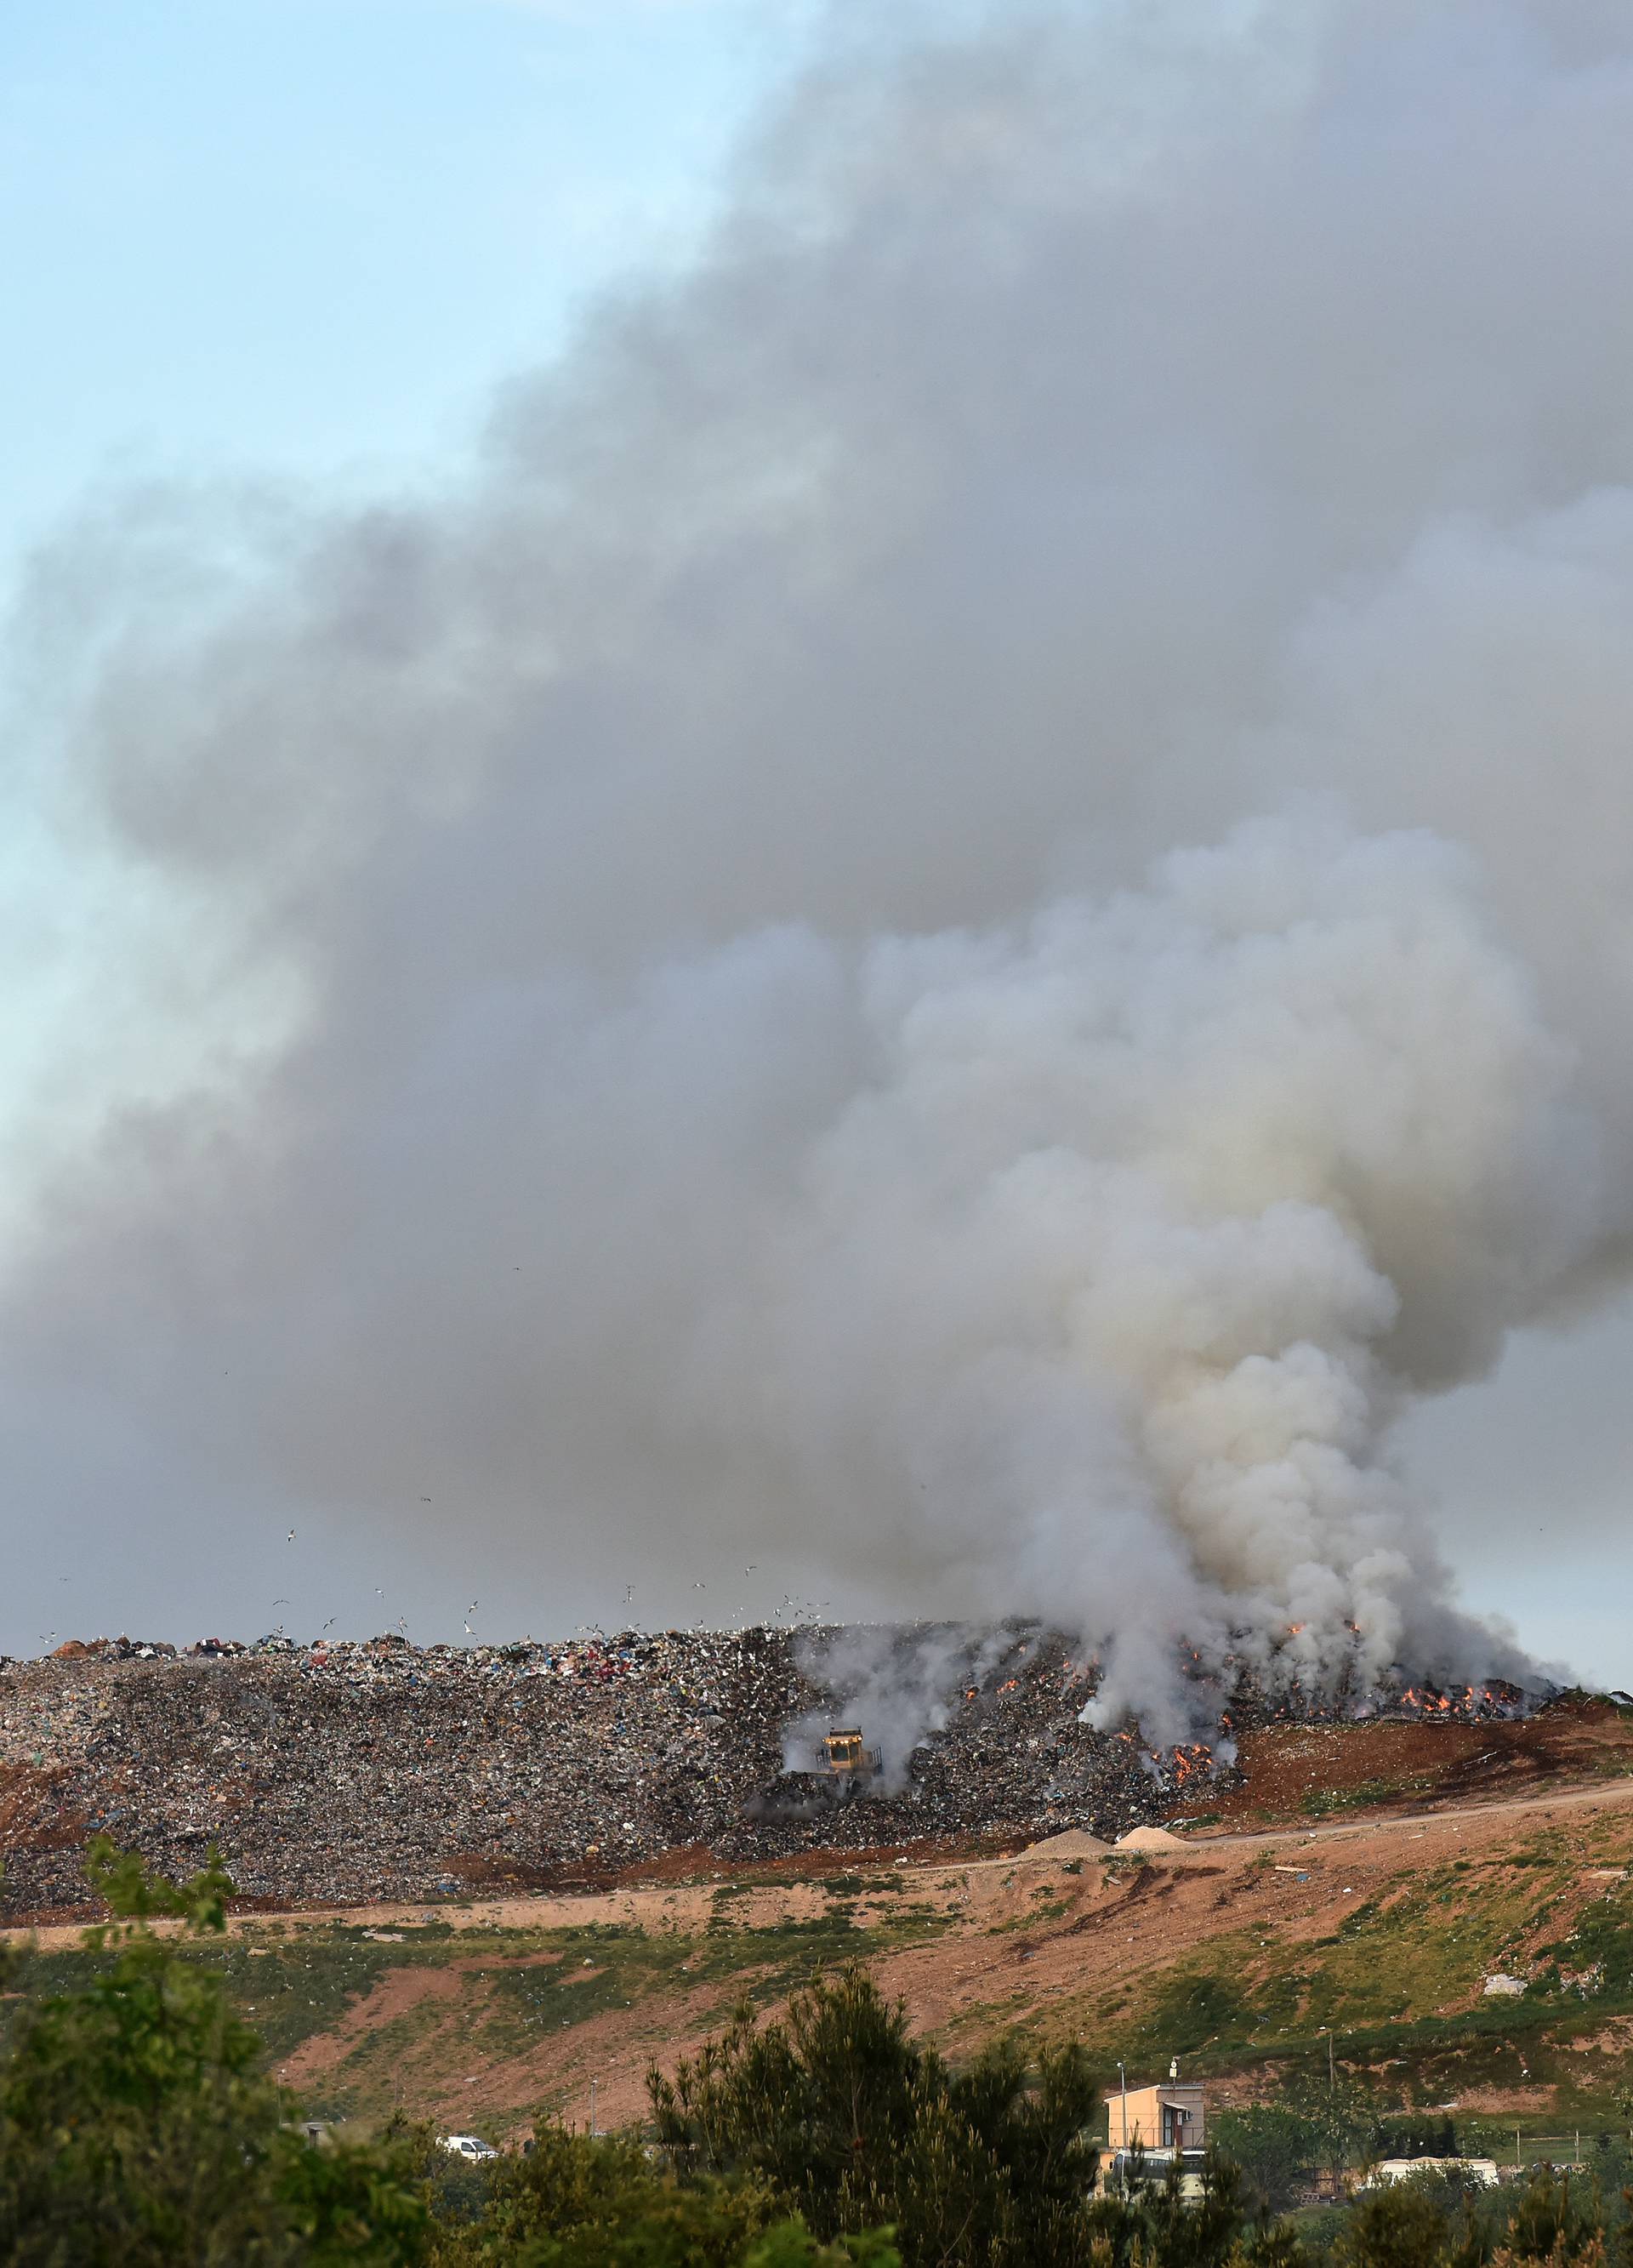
[0, 1620, 1540, 1920]
[3, 0, 1633, 1898]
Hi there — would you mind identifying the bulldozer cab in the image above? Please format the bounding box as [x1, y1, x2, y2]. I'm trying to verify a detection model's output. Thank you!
[750, 1725, 884, 1820]
[815, 1728, 881, 1786]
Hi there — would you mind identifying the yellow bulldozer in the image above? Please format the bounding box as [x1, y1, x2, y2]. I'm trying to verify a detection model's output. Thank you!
[746, 1726, 885, 1820]
[809, 1727, 883, 1802]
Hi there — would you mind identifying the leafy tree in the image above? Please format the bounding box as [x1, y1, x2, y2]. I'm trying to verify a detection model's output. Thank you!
[433, 2122, 769, 2265]
[743, 2232, 900, 2268]
[1504, 2168, 1602, 2266]
[1129, 2149, 1249, 2268]
[0, 1840, 428, 2266]
[1377, 2118, 1462, 2164]
[1212, 2106, 1319, 2213]
[1085, 2149, 1252, 2268]
[1279, 2067, 1376, 2194]
[1330, 2184, 1455, 2268]
[432, 2121, 899, 2266]
[647, 1969, 1100, 2267]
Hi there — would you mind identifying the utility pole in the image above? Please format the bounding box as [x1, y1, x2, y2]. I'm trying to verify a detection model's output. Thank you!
[1117, 2060, 1129, 2188]
[590, 2078, 598, 2138]
[1329, 2032, 1335, 2091]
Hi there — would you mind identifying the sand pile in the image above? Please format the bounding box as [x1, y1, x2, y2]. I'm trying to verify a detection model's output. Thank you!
[1023, 1828, 1113, 1861]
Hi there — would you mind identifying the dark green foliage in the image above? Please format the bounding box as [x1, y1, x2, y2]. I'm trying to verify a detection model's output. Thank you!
[0, 1841, 428, 2266]
[1212, 2106, 1321, 2212]
[1375, 2118, 1460, 2163]
[648, 1968, 1101, 2267]
[25, 1842, 1633, 2268]
[429, 2121, 898, 2265]
[1090, 2149, 1254, 2268]
[1330, 2185, 1457, 2268]
[1278, 2071, 1377, 2191]
[1503, 2167, 1602, 2265]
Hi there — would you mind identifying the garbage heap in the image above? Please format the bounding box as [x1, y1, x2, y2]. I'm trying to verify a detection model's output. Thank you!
[0, 1623, 1179, 1917]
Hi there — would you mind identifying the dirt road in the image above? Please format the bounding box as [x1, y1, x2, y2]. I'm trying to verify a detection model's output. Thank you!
[11, 1765, 1631, 1952]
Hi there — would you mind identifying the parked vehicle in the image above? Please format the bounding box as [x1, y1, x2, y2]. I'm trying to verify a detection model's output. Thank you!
[439, 2134, 499, 2162]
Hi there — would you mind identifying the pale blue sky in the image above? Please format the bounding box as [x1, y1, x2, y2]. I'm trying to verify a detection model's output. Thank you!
[0, 0, 821, 1234]
[2, 0, 816, 558]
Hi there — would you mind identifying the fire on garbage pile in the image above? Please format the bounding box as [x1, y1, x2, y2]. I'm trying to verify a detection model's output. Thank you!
[0, 1623, 1549, 1920]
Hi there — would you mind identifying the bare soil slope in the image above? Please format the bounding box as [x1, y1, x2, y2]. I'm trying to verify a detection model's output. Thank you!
[13, 1700, 1633, 2145]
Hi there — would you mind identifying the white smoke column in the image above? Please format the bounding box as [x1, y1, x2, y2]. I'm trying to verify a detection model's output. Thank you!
[5, 0, 1633, 1681]
[783, 1623, 1022, 1790]
[713, 812, 1593, 1741]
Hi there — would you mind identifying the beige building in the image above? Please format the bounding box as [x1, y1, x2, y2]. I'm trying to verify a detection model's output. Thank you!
[1107, 2080, 1206, 2156]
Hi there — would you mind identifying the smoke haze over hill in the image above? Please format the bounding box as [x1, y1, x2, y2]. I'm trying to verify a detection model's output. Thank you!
[7, 0, 1633, 1722]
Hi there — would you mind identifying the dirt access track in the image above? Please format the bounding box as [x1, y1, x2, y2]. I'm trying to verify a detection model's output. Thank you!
[253, 1771, 1633, 2134]
[14, 1701, 1633, 2141]
[15, 1752, 1633, 1955]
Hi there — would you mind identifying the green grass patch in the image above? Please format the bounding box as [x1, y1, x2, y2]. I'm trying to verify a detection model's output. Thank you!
[1300, 1779, 1420, 1818]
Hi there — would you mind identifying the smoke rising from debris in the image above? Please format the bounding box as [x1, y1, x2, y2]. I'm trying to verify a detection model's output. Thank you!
[784, 1626, 1021, 1793]
[6, 0, 1633, 1725]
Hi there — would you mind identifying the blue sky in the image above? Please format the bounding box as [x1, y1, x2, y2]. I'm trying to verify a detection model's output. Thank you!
[0, 0, 820, 1238]
[2, 0, 815, 560]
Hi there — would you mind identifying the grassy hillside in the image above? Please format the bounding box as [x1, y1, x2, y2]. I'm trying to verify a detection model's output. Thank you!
[9, 1707, 1633, 2154]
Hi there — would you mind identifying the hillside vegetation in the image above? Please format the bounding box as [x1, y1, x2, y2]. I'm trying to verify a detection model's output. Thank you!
[10, 1700, 1633, 2156]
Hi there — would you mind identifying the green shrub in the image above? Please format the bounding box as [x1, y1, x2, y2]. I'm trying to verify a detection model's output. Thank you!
[648, 1969, 1100, 2267]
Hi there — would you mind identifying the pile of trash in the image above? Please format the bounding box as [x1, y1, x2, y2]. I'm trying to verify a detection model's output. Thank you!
[0, 1620, 1529, 1918]
[0, 1622, 1180, 1916]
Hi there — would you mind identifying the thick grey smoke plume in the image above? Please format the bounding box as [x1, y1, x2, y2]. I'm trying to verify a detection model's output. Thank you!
[783, 1627, 1022, 1792]
[6, 0, 1633, 1723]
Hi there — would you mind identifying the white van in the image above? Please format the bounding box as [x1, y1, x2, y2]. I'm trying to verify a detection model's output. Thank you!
[439, 2134, 499, 2163]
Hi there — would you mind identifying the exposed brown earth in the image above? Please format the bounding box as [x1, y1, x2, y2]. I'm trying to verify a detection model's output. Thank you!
[1169, 1698, 1633, 1827]
[11, 1695, 1633, 2142]
[16, 1722, 1622, 2140]
[297, 1773, 1633, 2133]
